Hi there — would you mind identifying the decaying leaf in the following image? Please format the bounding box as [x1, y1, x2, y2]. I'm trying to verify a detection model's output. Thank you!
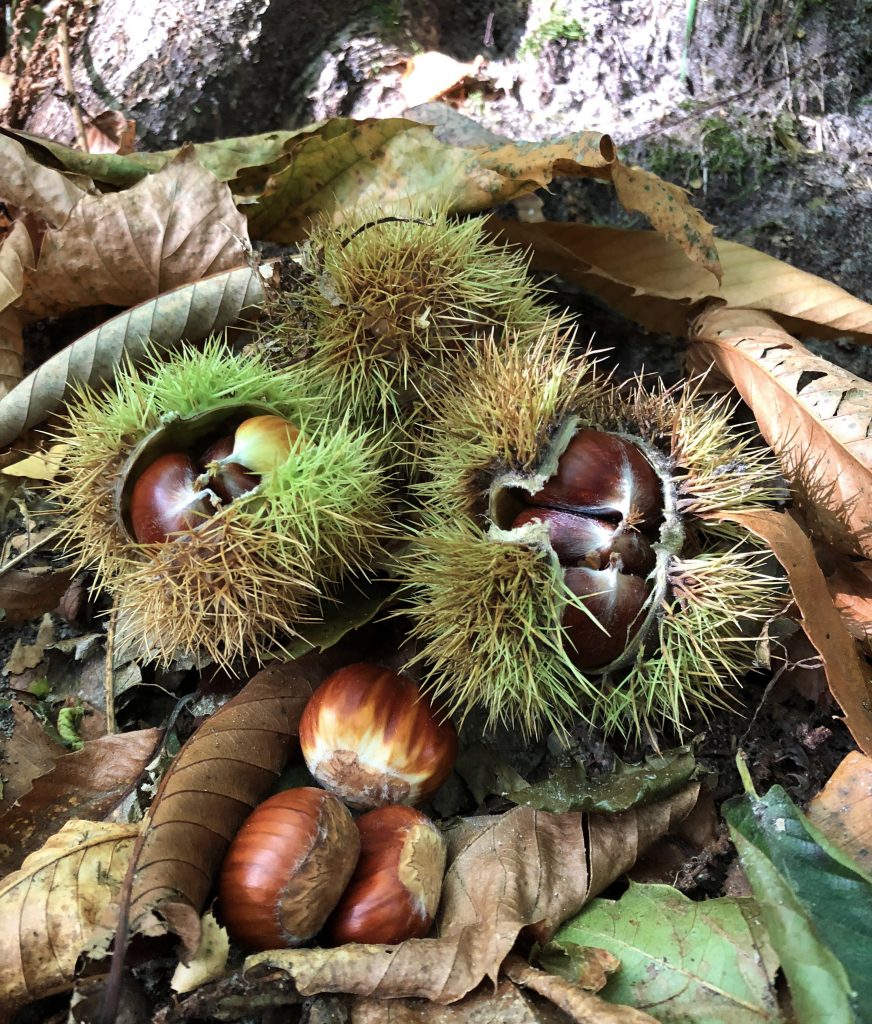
[0, 220, 32, 396]
[0, 728, 161, 877]
[807, 752, 872, 875]
[0, 567, 72, 624]
[0, 701, 65, 811]
[119, 664, 312, 958]
[487, 221, 872, 343]
[0, 819, 138, 1013]
[245, 784, 699, 1003]
[825, 557, 872, 640]
[0, 261, 271, 448]
[171, 911, 230, 995]
[709, 509, 872, 756]
[553, 884, 779, 1024]
[690, 307, 872, 559]
[19, 147, 250, 321]
[0, 133, 88, 228]
[3, 612, 55, 674]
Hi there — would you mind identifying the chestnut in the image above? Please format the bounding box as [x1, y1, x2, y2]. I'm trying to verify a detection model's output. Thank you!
[129, 452, 218, 544]
[200, 435, 260, 502]
[326, 804, 446, 945]
[511, 507, 656, 575]
[299, 664, 458, 809]
[525, 428, 663, 528]
[217, 787, 360, 951]
[562, 562, 652, 669]
[218, 415, 300, 475]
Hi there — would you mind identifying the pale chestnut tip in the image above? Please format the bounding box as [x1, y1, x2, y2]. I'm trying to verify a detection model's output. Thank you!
[299, 664, 458, 810]
[224, 415, 301, 475]
[326, 804, 446, 945]
[217, 787, 360, 951]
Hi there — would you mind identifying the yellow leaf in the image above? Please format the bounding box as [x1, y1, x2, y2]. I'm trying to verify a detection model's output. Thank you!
[2, 443, 70, 481]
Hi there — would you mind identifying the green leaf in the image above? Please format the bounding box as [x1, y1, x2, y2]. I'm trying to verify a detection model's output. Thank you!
[553, 883, 781, 1024]
[507, 747, 697, 813]
[281, 579, 397, 660]
[725, 780, 872, 1024]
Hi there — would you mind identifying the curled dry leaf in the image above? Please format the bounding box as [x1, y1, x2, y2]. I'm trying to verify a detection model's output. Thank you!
[244, 784, 699, 1003]
[117, 663, 312, 959]
[0, 220, 33, 396]
[0, 261, 271, 448]
[689, 306, 872, 559]
[486, 221, 872, 344]
[0, 566, 73, 625]
[0, 728, 161, 877]
[0, 819, 138, 1014]
[19, 147, 250, 321]
[825, 557, 872, 640]
[0, 133, 87, 228]
[708, 508, 872, 756]
[807, 752, 872, 875]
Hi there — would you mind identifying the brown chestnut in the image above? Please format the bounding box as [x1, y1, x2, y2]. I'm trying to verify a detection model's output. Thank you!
[562, 562, 652, 669]
[200, 435, 260, 502]
[526, 428, 663, 528]
[217, 787, 360, 951]
[326, 805, 446, 945]
[299, 665, 458, 809]
[129, 452, 218, 544]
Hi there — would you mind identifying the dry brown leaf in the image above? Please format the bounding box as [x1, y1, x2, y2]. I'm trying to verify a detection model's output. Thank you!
[19, 146, 250, 321]
[504, 954, 659, 1024]
[0, 133, 87, 228]
[825, 558, 872, 640]
[690, 306, 872, 559]
[0, 567, 73, 624]
[3, 612, 55, 674]
[0, 819, 138, 1013]
[0, 220, 33, 396]
[0, 261, 270, 448]
[85, 111, 137, 156]
[245, 784, 699, 1003]
[120, 663, 312, 958]
[171, 911, 230, 996]
[401, 53, 484, 109]
[610, 164, 719, 281]
[487, 221, 872, 343]
[0, 701, 65, 812]
[807, 752, 872, 874]
[0, 728, 161, 877]
[709, 508, 872, 756]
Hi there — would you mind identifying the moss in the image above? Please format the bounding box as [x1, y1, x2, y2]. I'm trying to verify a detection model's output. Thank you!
[518, 4, 587, 59]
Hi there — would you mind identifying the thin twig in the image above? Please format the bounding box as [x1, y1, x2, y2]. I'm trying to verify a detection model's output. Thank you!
[56, 13, 88, 152]
[0, 526, 64, 577]
[104, 603, 117, 734]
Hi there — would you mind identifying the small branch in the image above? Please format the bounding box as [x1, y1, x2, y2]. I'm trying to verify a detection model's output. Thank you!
[104, 603, 118, 734]
[56, 12, 88, 151]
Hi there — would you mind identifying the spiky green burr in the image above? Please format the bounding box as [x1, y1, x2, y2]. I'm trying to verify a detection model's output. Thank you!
[401, 331, 785, 738]
[256, 209, 557, 434]
[51, 340, 396, 668]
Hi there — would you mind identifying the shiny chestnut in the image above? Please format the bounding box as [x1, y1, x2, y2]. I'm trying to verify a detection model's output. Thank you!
[217, 787, 359, 951]
[200, 435, 260, 502]
[326, 804, 446, 945]
[562, 562, 652, 669]
[299, 664, 458, 809]
[129, 452, 217, 543]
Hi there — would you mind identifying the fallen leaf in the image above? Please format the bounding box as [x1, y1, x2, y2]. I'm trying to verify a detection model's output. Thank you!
[120, 663, 312, 958]
[245, 784, 699, 1002]
[486, 221, 872, 343]
[825, 557, 872, 640]
[0, 819, 138, 1014]
[351, 981, 552, 1024]
[3, 613, 56, 674]
[553, 884, 779, 1024]
[0, 567, 72, 624]
[709, 509, 872, 756]
[1, 443, 70, 481]
[504, 954, 660, 1024]
[400, 53, 484, 109]
[726, 778, 872, 1024]
[0, 701, 65, 811]
[0, 728, 161, 877]
[0, 133, 88, 228]
[171, 911, 230, 995]
[85, 111, 137, 156]
[532, 942, 620, 992]
[0, 261, 270, 447]
[19, 147, 250, 320]
[807, 751, 872, 875]
[0, 220, 32, 396]
[690, 307, 872, 559]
